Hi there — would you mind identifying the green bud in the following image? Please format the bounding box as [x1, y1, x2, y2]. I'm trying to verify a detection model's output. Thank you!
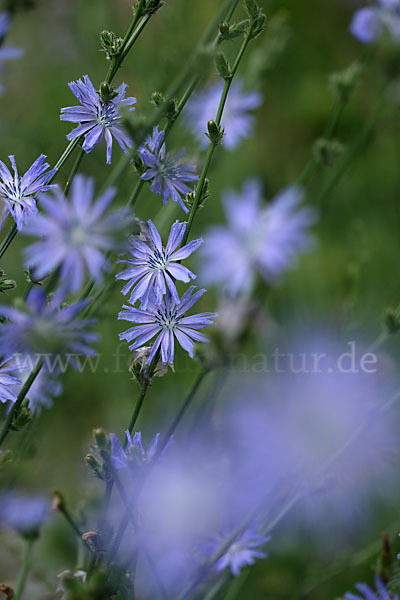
[329, 62, 363, 103]
[0, 269, 16, 294]
[164, 98, 178, 121]
[100, 30, 123, 60]
[245, 0, 260, 19]
[99, 82, 118, 103]
[312, 138, 345, 167]
[12, 399, 31, 430]
[216, 52, 231, 80]
[249, 12, 266, 39]
[142, 0, 165, 16]
[150, 91, 166, 106]
[184, 179, 209, 213]
[133, 153, 146, 175]
[206, 120, 225, 145]
[218, 20, 248, 41]
[85, 453, 104, 479]
[93, 428, 109, 451]
[384, 307, 400, 335]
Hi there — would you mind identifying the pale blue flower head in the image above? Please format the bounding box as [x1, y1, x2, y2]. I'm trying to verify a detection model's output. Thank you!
[118, 286, 217, 365]
[0, 155, 57, 231]
[0, 287, 98, 362]
[116, 219, 202, 309]
[0, 356, 21, 404]
[60, 75, 136, 164]
[350, 0, 400, 43]
[345, 576, 399, 600]
[199, 178, 316, 296]
[184, 79, 262, 151]
[0, 491, 51, 537]
[110, 430, 172, 470]
[23, 175, 128, 295]
[202, 527, 269, 576]
[139, 126, 198, 213]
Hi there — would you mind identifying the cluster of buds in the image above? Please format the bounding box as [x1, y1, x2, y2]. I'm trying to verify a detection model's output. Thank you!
[184, 178, 209, 212]
[312, 137, 345, 167]
[329, 61, 363, 103]
[100, 30, 123, 60]
[218, 20, 248, 42]
[245, 0, 266, 40]
[151, 90, 178, 121]
[135, 0, 165, 17]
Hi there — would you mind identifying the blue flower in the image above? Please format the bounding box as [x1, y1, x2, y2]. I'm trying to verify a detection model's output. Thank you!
[184, 79, 262, 151]
[199, 178, 316, 296]
[350, 1, 400, 44]
[111, 430, 169, 470]
[60, 75, 136, 164]
[0, 356, 21, 404]
[139, 126, 198, 213]
[203, 527, 269, 576]
[118, 286, 217, 365]
[0, 491, 50, 537]
[0, 287, 98, 361]
[23, 175, 128, 295]
[345, 576, 398, 600]
[11, 354, 62, 414]
[0, 12, 23, 95]
[116, 220, 202, 309]
[0, 155, 57, 231]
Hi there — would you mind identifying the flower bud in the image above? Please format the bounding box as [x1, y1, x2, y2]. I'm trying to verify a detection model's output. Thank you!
[206, 120, 225, 145]
[216, 52, 231, 80]
[329, 62, 363, 103]
[99, 82, 118, 103]
[93, 428, 109, 451]
[312, 138, 345, 167]
[100, 30, 123, 60]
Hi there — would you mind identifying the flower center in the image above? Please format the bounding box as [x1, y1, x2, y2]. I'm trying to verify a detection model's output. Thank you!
[65, 224, 89, 248]
[96, 101, 119, 128]
[155, 305, 180, 331]
[147, 247, 169, 272]
[1, 178, 24, 206]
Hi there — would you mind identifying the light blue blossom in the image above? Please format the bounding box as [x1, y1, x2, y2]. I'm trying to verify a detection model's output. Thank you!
[116, 219, 202, 309]
[0, 12, 23, 95]
[0, 155, 57, 231]
[184, 79, 262, 151]
[60, 75, 136, 164]
[345, 576, 398, 600]
[139, 126, 198, 213]
[0, 287, 98, 361]
[199, 178, 316, 296]
[350, 1, 400, 44]
[23, 175, 128, 295]
[118, 286, 217, 365]
[0, 356, 21, 404]
[110, 430, 170, 470]
[0, 491, 51, 537]
[203, 527, 269, 576]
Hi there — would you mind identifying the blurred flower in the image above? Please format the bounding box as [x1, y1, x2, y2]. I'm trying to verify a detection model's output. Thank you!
[139, 126, 198, 213]
[184, 79, 262, 151]
[202, 527, 269, 576]
[345, 576, 398, 599]
[116, 219, 202, 308]
[12, 354, 62, 413]
[0, 155, 57, 231]
[0, 287, 98, 361]
[0, 491, 50, 537]
[118, 287, 216, 365]
[0, 356, 21, 404]
[60, 75, 136, 164]
[199, 178, 316, 296]
[350, 1, 400, 44]
[23, 175, 128, 295]
[0, 12, 23, 95]
[110, 431, 167, 470]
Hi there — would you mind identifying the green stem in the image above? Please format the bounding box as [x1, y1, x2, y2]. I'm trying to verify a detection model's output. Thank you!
[14, 538, 35, 600]
[181, 30, 252, 247]
[63, 146, 85, 195]
[0, 359, 43, 447]
[57, 504, 92, 552]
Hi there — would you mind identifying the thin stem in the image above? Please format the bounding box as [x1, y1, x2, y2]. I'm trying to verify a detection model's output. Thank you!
[125, 387, 147, 445]
[0, 359, 43, 447]
[63, 146, 85, 195]
[14, 538, 34, 600]
[57, 504, 93, 552]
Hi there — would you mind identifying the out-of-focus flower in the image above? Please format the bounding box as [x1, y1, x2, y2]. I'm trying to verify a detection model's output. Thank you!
[139, 126, 198, 213]
[0, 287, 98, 361]
[184, 79, 262, 151]
[0, 491, 51, 537]
[110, 431, 162, 470]
[345, 576, 398, 600]
[199, 178, 316, 296]
[118, 287, 217, 365]
[0, 356, 21, 404]
[12, 354, 62, 413]
[60, 75, 135, 164]
[116, 219, 202, 308]
[23, 175, 128, 295]
[0, 155, 57, 231]
[350, 1, 400, 44]
[202, 527, 269, 576]
[0, 12, 23, 95]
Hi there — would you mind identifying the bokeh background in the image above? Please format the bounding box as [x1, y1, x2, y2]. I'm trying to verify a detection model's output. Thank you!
[1, 0, 400, 598]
